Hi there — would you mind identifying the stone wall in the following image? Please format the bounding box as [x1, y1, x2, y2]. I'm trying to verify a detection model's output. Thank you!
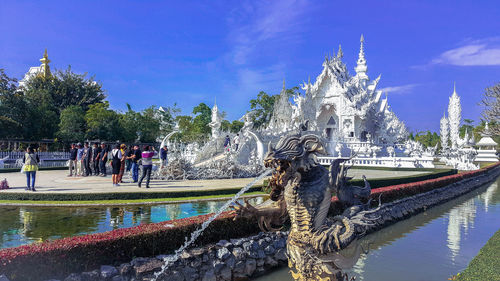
[41, 231, 288, 281]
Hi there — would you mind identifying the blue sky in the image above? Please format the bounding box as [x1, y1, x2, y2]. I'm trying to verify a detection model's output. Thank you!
[1, 0, 499, 132]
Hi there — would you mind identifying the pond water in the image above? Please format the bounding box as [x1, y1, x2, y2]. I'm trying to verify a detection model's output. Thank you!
[256, 177, 500, 281]
[0, 197, 265, 249]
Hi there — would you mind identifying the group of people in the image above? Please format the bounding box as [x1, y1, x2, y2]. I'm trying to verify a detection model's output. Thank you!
[68, 143, 169, 188]
[224, 134, 240, 152]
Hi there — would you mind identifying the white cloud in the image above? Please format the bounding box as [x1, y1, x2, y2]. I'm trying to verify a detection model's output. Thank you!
[431, 38, 500, 66]
[379, 84, 419, 95]
[226, 0, 310, 65]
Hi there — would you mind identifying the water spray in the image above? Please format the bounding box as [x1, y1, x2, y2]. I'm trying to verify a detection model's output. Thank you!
[152, 169, 272, 280]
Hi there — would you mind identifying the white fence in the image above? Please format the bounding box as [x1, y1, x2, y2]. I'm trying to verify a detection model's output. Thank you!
[317, 156, 435, 169]
[0, 151, 70, 160]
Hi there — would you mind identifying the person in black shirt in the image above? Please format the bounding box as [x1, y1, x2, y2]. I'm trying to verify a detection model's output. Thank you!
[99, 143, 108, 177]
[128, 144, 142, 183]
[68, 143, 78, 177]
[82, 142, 92, 177]
[92, 143, 101, 176]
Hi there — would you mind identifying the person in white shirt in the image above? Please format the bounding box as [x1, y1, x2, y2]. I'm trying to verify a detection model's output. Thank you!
[233, 134, 240, 151]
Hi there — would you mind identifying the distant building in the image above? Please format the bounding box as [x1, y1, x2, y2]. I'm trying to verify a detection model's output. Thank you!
[475, 123, 498, 163]
[18, 49, 51, 88]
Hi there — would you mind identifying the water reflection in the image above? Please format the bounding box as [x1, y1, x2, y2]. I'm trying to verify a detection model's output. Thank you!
[256, 177, 500, 281]
[0, 197, 264, 249]
[446, 200, 477, 261]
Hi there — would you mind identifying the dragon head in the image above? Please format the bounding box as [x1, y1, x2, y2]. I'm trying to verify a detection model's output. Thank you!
[264, 134, 327, 201]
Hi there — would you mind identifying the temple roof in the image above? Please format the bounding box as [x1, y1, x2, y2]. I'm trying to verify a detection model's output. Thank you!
[476, 136, 498, 146]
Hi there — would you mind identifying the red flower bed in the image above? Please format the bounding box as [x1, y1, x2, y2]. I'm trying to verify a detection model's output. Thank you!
[1, 162, 498, 281]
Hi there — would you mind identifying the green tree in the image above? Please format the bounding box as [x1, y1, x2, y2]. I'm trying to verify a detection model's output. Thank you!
[85, 102, 123, 141]
[0, 69, 25, 138]
[460, 119, 475, 138]
[249, 91, 277, 129]
[192, 103, 212, 137]
[119, 104, 141, 142]
[22, 66, 105, 114]
[249, 87, 298, 129]
[138, 106, 161, 143]
[221, 120, 231, 132]
[230, 120, 244, 133]
[57, 105, 86, 142]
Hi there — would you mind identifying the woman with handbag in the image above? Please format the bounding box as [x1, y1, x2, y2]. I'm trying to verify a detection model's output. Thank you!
[110, 144, 122, 186]
[23, 147, 40, 191]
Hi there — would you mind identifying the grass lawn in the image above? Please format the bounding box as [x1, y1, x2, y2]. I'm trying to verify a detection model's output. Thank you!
[453, 229, 500, 281]
[0, 191, 267, 206]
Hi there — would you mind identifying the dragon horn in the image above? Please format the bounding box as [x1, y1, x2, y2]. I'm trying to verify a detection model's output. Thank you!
[268, 141, 273, 152]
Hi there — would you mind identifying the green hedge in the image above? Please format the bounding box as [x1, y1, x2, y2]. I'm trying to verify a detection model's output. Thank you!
[0, 186, 264, 201]
[349, 168, 456, 189]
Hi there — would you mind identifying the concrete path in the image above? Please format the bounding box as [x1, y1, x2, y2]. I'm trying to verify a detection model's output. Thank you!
[0, 169, 427, 194]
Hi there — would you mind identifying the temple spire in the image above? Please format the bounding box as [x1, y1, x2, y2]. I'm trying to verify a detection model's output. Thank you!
[355, 34, 368, 81]
[39, 49, 51, 78]
[337, 44, 343, 58]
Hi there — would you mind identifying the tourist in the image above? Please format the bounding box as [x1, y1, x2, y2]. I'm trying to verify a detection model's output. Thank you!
[128, 144, 142, 183]
[111, 144, 122, 186]
[99, 143, 108, 177]
[234, 133, 240, 151]
[138, 145, 155, 188]
[82, 142, 92, 177]
[224, 135, 231, 152]
[76, 143, 84, 176]
[22, 147, 39, 192]
[92, 143, 101, 176]
[160, 145, 168, 168]
[68, 143, 77, 177]
[117, 144, 127, 183]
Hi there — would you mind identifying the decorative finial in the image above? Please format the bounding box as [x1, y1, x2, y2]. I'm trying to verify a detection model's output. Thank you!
[282, 78, 286, 90]
[39, 49, 51, 78]
[337, 44, 343, 58]
[360, 34, 364, 43]
[308, 76, 311, 85]
[453, 81, 456, 93]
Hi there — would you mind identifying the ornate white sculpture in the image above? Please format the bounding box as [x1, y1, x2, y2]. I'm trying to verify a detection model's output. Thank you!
[448, 84, 462, 149]
[208, 100, 223, 139]
[440, 112, 449, 149]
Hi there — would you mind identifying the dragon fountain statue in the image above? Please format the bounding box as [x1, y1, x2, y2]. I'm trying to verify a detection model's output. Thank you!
[233, 130, 379, 280]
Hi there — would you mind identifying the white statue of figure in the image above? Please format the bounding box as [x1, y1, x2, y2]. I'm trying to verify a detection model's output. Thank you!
[209, 100, 223, 139]
[335, 142, 343, 157]
[387, 146, 395, 157]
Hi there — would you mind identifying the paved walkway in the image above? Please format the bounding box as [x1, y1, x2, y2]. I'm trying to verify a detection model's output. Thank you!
[0, 169, 427, 194]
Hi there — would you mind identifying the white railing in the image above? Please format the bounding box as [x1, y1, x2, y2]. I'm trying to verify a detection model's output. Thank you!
[0, 151, 70, 160]
[317, 156, 435, 169]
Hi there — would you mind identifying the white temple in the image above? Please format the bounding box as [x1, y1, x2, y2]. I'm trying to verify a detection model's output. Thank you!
[194, 36, 437, 168]
[264, 35, 408, 157]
